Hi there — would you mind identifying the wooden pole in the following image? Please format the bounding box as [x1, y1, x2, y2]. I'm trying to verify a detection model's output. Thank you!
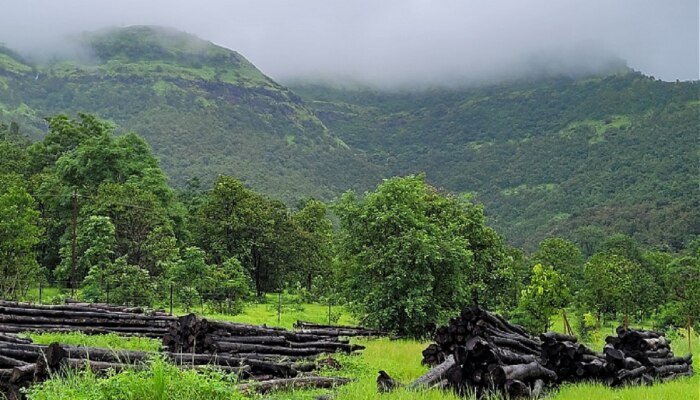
[688, 315, 692, 353]
[70, 190, 78, 295]
[277, 292, 281, 324]
[562, 310, 574, 336]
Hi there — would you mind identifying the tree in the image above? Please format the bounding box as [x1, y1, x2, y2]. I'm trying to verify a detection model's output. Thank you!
[581, 252, 651, 323]
[205, 257, 253, 314]
[600, 234, 644, 264]
[571, 225, 606, 257]
[82, 256, 154, 305]
[195, 176, 296, 296]
[56, 215, 115, 286]
[334, 175, 508, 337]
[532, 237, 583, 292]
[166, 246, 210, 310]
[87, 182, 175, 273]
[291, 199, 333, 293]
[0, 175, 43, 298]
[664, 255, 700, 330]
[517, 264, 570, 332]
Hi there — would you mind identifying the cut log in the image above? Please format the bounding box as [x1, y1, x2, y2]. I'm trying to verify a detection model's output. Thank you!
[0, 355, 27, 368]
[489, 362, 557, 386]
[9, 363, 36, 383]
[653, 364, 691, 376]
[408, 355, 457, 389]
[238, 376, 351, 394]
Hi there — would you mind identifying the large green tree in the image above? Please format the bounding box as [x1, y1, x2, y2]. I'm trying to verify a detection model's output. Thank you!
[0, 174, 43, 298]
[532, 237, 583, 292]
[291, 199, 333, 293]
[517, 263, 570, 332]
[334, 174, 509, 336]
[195, 176, 296, 296]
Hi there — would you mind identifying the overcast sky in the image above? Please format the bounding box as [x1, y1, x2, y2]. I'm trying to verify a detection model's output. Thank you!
[1, 0, 697, 86]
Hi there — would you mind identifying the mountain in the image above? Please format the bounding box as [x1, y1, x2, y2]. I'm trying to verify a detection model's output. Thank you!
[0, 26, 383, 201]
[1, 26, 697, 250]
[289, 74, 699, 250]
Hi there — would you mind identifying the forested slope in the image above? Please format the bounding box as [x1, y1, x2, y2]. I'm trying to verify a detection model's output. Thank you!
[291, 74, 699, 249]
[0, 26, 697, 248]
[0, 26, 383, 202]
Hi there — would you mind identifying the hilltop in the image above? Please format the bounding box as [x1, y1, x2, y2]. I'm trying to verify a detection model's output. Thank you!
[0, 26, 697, 248]
[0, 26, 383, 201]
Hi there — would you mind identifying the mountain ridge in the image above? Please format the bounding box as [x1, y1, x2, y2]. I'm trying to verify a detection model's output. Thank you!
[0, 26, 383, 202]
[1, 26, 697, 249]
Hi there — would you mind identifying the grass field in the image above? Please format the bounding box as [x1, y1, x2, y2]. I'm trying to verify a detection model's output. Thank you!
[23, 299, 699, 400]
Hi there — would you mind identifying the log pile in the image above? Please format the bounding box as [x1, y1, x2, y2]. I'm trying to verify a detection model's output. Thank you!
[0, 300, 175, 338]
[416, 305, 553, 398]
[0, 335, 347, 399]
[163, 314, 365, 359]
[603, 327, 693, 386]
[540, 332, 607, 383]
[385, 306, 694, 399]
[293, 321, 388, 337]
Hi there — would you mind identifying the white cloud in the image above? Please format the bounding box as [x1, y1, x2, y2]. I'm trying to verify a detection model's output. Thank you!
[0, 0, 696, 85]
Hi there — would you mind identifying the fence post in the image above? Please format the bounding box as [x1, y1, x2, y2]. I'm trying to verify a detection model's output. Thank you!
[200, 295, 204, 315]
[688, 315, 692, 353]
[328, 300, 332, 325]
[39, 282, 43, 305]
[277, 292, 282, 325]
[169, 284, 173, 316]
[106, 284, 110, 304]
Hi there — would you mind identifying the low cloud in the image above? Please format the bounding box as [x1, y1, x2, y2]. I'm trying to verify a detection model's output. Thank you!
[0, 0, 696, 86]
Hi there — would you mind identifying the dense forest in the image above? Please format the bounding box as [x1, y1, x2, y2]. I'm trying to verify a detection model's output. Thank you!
[0, 25, 698, 340]
[0, 26, 697, 250]
[1, 115, 698, 339]
[290, 74, 699, 250]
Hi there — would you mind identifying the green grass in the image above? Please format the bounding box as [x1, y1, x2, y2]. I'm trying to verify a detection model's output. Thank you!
[203, 294, 356, 330]
[22, 300, 699, 399]
[25, 357, 247, 400]
[27, 332, 162, 352]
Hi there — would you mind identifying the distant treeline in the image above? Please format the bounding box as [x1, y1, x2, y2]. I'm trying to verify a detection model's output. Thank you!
[0, 115, 697, 337]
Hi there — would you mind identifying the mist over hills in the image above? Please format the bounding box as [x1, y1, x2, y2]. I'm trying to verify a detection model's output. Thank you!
[0, 26, 697, 249]
[0, 26, 384, 201]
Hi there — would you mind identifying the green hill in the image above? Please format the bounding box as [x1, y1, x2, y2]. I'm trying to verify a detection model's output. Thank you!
[1, 26, 697, 249]
[0, 26, 383, 201]
[290, 74, 699, 250]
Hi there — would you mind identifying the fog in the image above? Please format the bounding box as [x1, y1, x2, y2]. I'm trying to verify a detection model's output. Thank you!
[0, 0, 696, 86]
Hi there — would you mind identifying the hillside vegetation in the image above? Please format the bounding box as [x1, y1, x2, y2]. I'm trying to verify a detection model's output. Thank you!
[0, 26, 697, 248]
[0, 26, 382, 202]
[291, 75, 699, 249]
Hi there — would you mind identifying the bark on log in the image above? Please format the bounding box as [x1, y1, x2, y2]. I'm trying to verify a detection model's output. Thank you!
[489, 361, 557, 386]
[531, 378, 545, 398]
[237, 376, 351, 394]
[408, 355, 457, 390]
[653, 364, 691, 376]
[0, 355, 27, 368]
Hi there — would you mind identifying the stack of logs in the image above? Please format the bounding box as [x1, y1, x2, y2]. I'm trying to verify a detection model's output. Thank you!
[540, 331, 609, 384]
[163, 314, 365, 360]
[293, 321, 387, 338]
[387, 306, 694, 399]
[0, 334, 350, 399]
[421, 305, 553, 398]
[604, 327, 693, 386]
[0, 300, 174, 338]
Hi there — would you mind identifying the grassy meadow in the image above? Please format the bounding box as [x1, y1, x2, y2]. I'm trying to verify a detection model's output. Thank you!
[22, 298, 699, 400]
